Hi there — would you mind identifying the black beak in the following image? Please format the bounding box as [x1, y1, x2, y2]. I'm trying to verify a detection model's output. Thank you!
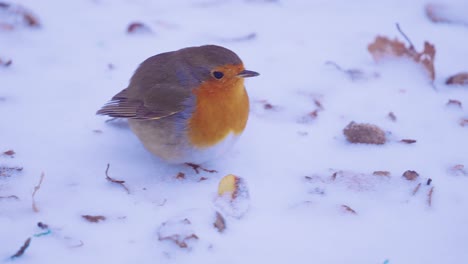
[237, 69, 260, 78]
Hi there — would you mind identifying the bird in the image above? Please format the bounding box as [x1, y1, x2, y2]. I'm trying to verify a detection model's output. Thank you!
[97, 45, 259, 164]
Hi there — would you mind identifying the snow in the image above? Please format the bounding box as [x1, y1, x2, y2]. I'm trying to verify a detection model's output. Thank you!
[1, 0, 468, 263]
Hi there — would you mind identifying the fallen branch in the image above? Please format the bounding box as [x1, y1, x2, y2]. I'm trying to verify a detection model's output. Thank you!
[105, 163, 130, 194]
[32, 172, 44, 213]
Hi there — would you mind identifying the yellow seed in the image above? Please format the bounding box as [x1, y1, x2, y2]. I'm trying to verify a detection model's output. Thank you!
[218, 174, 239, 198]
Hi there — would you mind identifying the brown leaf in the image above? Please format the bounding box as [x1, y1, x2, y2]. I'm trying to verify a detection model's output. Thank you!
[0, 3, 40, 30]
[368, 35, 436, 81]
[175, 172, 185, 180]
[82, 215, 106, 223]
[400, 139, 417, 144]
[0, 57, 12, 67]
[460, 118, 468, 127]
[449, 164, 467, 176]
[402, 170, 419, 181]
[446, 99, 462, 108]
[2, 149, 15, 156]
[343, 121, 386, 145]
[373, 171, 391, 177]
[127, 22, 152, 34]
[446, 72, 468, 86]
[341, 205, 357, 215]
[213, 211, 226, 233]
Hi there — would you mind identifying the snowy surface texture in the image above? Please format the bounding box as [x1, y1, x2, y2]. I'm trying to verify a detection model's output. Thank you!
[1, 0, 468, 263]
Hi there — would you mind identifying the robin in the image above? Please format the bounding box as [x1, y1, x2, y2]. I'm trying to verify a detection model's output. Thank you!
[97, 45, 259, 164]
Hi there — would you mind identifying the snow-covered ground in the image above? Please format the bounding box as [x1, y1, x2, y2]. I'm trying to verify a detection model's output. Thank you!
[1, 0, 467, 263]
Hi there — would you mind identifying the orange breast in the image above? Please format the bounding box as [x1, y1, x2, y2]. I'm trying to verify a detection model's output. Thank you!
[187, 77, 249, 148]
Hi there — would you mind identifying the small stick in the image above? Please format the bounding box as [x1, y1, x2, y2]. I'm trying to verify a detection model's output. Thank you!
[185, 163, 217, 174]
[32, 172, 45, 212]
[412, 183, 422, 195]
[396, 23, 415, 50]
[105, 163, 130, 194]
[0, 195, 19, 200]
[428, 186, 434, 207]
[11, 237, 31, 259]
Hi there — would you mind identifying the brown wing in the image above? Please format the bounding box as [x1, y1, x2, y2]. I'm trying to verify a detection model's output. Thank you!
[96, 84, 191, 120]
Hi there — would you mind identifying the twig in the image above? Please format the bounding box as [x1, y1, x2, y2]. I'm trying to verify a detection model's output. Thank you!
[105, 163, 130, 194]
[11, 237, 31, 259]
[396, 23, 415, 50]
[185, 163, 218, 174]
[32, 172, 44, 212]
[0, 195, 19, 200]
[412, 182, 422, 195]
[428, 186, 434, 207]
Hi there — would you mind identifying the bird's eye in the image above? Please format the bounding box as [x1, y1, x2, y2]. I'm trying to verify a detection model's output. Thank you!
[212, 71, 224, 79]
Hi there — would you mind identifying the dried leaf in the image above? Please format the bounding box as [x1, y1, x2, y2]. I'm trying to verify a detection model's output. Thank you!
[175, 172, 185, 180]
[341, 205, 357, 215]
[402, 170, 419, 181]
[82, 215, 106, 223]
[449, 164, 467, 176]
[157, 218, 199, 249]
[0, 57, 12, 67]
[0, 2, 40, 30]
[127, 22, 152, 34]
[446, 99, 462, 108]
[343, 121, 386, 144]
[368, 33, 436, 81]
[400, 139, 417, 144]
[460, 118, 468, 127]
[446, 72, 468, 86]
[10, 237, 31, 259]
[105, 163, 130, 194]
[32, 172, 44, 213]
[2, 149, 15, 156]
[213, 211, 226, 233]
[373, 171, 391, 177]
